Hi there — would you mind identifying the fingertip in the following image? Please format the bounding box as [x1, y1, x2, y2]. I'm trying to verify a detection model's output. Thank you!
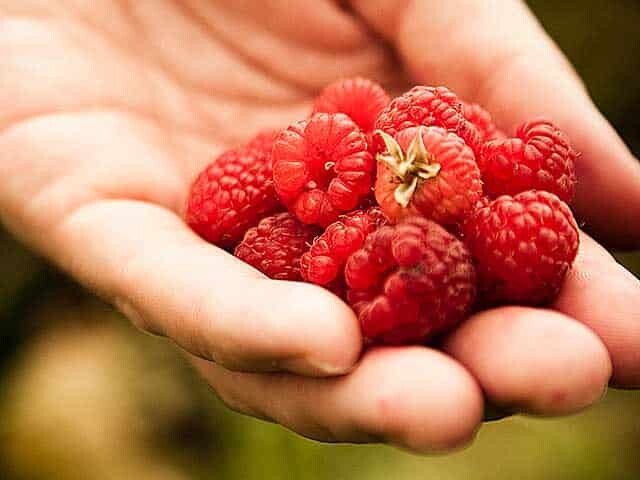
[445, 307, 611, 416]
[270, 281, 362, 376]
[358, 347, 483, 453]
[404, 353, 483, 453]
[529, 320, 611, 415]
[189, 273, 361, 376]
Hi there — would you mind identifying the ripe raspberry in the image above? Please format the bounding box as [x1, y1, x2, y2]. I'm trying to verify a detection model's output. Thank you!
[345, 217, 476, 345]
[375, 126, 483, 226]
[234, 212, 320, 281]
[185, 131, 281, 248]
[374, 86, 483, 156]
[272, 113, 375, 226]
[462, 102, 504, 142]
[313, 77, 390, 133]
[300, 207, 387, 286]
[479, 119, 577, 203]
[462, 190, 579, 305]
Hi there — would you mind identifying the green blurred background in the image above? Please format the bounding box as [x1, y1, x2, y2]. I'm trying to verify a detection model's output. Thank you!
[1, 1, 639, 478]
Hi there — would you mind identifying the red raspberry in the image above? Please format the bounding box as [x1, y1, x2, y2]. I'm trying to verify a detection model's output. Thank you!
[185, 131, 281, 248]
[375, 126, 483, 226]
[345, 217, 476, 345]
[374, 86, 483, 157]
[462, 190, 579, 305]
[479, 119, 577, 203]
[300, 207, 387, 286]
[234, 212, 320, 281]
[313, 77, 390, 133]
[272, 113, 375, 226]
[462, 102, 504, 143]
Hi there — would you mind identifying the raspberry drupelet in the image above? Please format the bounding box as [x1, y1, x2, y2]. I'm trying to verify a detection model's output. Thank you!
[300, 207, 387, 286]
[313, 77, 390, 134]
[272, 113, 375, 226]
[375, 126, 483, 226]
[374, 86, 483, 157]
[462, 190, 580, 305]
[345, 217, 477, 345]
[462, 102, 504, 143]
[479, 119, 577, 203]
[185, 130, 280, 249]
[234, 212, 320, 281]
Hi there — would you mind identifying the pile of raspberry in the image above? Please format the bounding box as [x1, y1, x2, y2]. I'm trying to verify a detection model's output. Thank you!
[186, 78, 580, 346]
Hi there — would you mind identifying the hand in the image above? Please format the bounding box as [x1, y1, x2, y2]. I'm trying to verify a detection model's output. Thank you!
[1, 0, 639, 453]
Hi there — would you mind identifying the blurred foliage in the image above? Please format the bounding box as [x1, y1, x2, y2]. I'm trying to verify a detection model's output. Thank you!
[0, 0, 639, 479]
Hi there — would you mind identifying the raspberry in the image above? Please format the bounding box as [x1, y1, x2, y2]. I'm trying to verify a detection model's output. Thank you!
[462, 190, 579, 305]
[345, 217, 476, 345]
[374, 86, 483, 157]
[185, 130, 281, 248]
[374, 126, 483, 226]
[234, 212, 320, 281]
[300, 207, 387, 286]
[272, 113, 375, 226]
[479, 119, 577, 203]
[462, 102, 504, 142]
[313, 77, 390, 133]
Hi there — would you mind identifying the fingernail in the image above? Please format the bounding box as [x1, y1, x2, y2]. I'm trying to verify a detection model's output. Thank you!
[280, 357, 355, 377]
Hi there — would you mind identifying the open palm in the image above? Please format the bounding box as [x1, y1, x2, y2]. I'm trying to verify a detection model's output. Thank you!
[1, 0, 640, 452]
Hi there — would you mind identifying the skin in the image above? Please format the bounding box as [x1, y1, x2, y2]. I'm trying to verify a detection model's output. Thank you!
[1, 0, 639, 453]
